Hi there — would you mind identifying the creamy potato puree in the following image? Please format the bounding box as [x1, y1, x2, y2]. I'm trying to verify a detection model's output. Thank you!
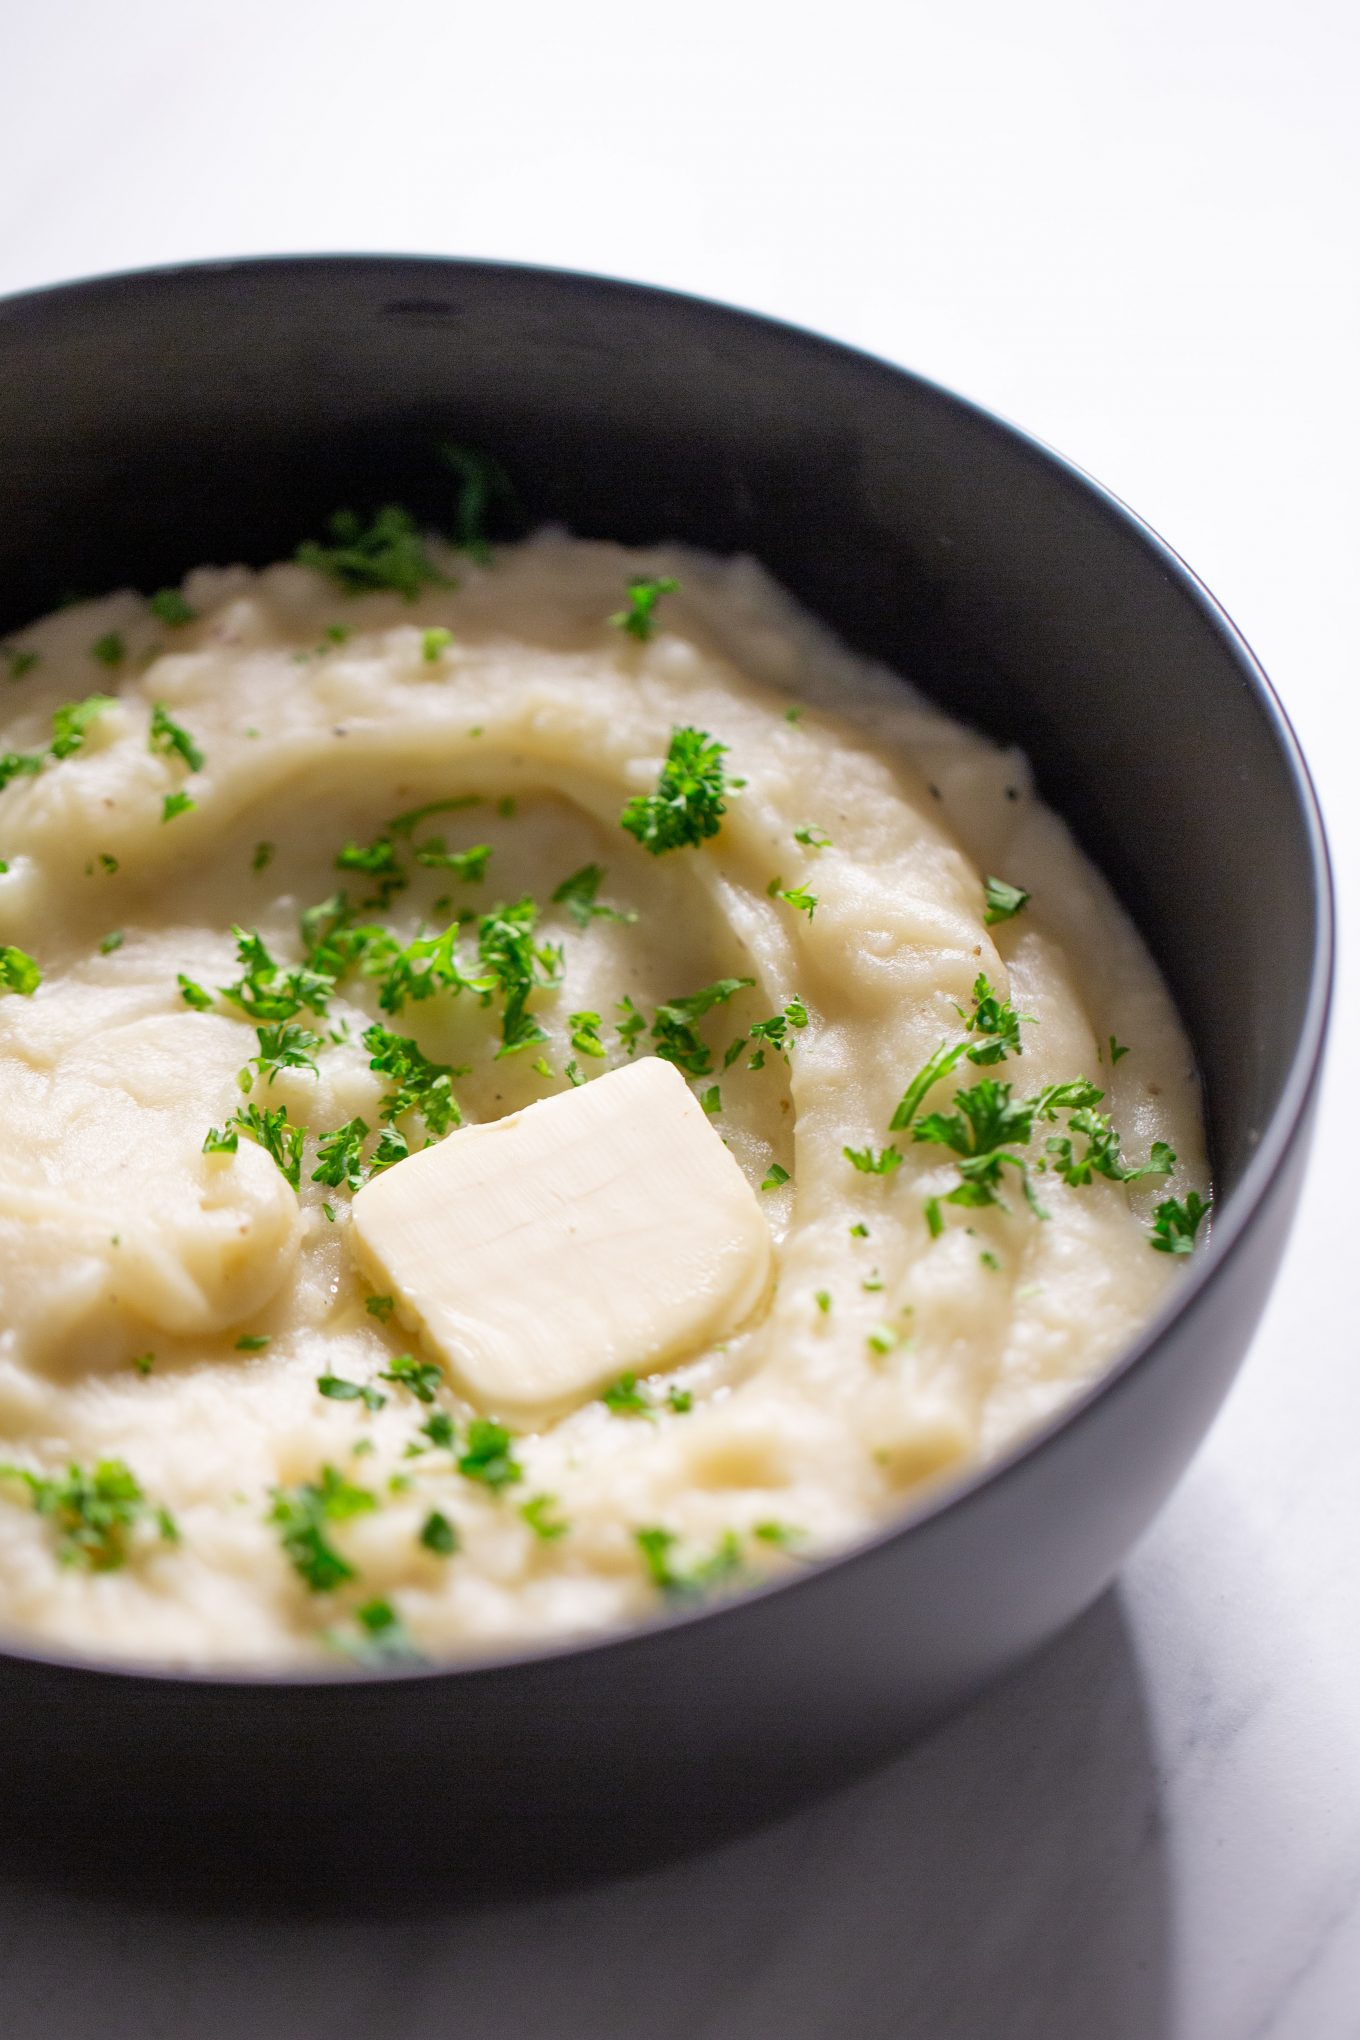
[0, 532, 1206, 1668]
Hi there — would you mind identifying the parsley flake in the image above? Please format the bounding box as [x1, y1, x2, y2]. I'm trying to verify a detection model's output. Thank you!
[0, 946, 41, 995]
[312, 1117, 370, 1191]
[318, 1373, 387, 1411]
[551, 862, 636, 929]
[228, 1102, 305, 1189]
[520, 1493, 569, 1540]
[458, 1419, 522, 1490]
[269, 1466, 376, 1592]
[761, 1162, 790, 1191]
[363, 1023, 462, 1134]
[296, 506, 450, 602]
[421, 626, 454, 663]
[610, 575, 679, 642]
[620, 725, 728, 854]
[983, 875, 1030, 925]
[1149, 1191, 1211, 1255]
[650, 976, 754, 1076]
[51, 693, 116, 759]
[149, 588, 196, 626]
[90, 632, 125, 668]
[767, 876, 817, 919]
[378, 1353, 442, 1404]
[420, 1509, 459, 1555]
[0, 1457, 175, 1571]
[149, 702, 205, 772]
[162, 790, 195, 824]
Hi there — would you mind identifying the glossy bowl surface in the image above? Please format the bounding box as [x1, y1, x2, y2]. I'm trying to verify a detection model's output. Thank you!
[0, 257, 1333, 1903]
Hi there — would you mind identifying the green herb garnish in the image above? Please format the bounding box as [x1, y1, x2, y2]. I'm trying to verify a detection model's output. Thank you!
[610, 575, 678, 642]
[458, 1419, 522, 1490]
[620, 725, 728, 854]
[0, 945, 40, 996]
[247, 1020, 322, 1086]
[269, 1466, 376, 1592]
[635, 1526, 746, 1598]
[161, 791, 195, 823]
[843, 1144, 903, 1175]
[51, 693, 115, 759]
[421, 626, 454, 663]
[551, 862, 637, 929]
[228, 1102, 305, 1188]
[983, 875, 1030, 925]
[520, 1494, 568, 1540]
[378, 1353, 442, 1404]
[312, 1117, 370, 1191]
[420, 1509, 458, 1555]
[0, 1457, 175, 1570]
[766, 877, 817, 919]
[296, 505, 450, 601]
[363, 1023, 461, 1135]
[650, 976, 754, 1076]
[318, 1373, 387, 1411]
[149, 588, 196, 626]
[90, 632, 125, 668]
[149, 701, 204, 772]
[761, 1162, 790, 1191]
[1149, 1191, 1211, 1255]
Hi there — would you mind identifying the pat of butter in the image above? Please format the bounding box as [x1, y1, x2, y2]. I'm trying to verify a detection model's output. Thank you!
[348, 1056, 773, 1421]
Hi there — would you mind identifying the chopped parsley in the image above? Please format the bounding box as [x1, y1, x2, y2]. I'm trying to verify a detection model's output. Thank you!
[378, 1353, 442, 1404]
[161, 790, 195, 823]
[568, 1010, 606, 1059]
[252, 840, 274, 873]
[420, 1509, 458, 1555]
[620, 725, 728, 854]
[983, 875, 1030, 925]
[610, 575, 679, 642]
[843, 1144, 903, 1175]
[742, 997, 809, 1068]
[149, 588, 196, 626]
[365, 1294, 395, 1322]
[220, 926, 334, 1022]
[318, 1373, 387, 1411]
[228, 1102, 305, 1189]
[99, 930, 124, 955]
[477, 898, 560, 1057]
[551, 862, 636, 929]
[0, 750, 43, 792]
[440, 441, 515, 562]
[386, 794, 482, 837]
[178, 973, 214, 1011]
[814, 1289, 832, 1314]
[413, 840, 492, 882]
[312, 1117, 370, 1191]
[700, 1085, 721, 1115]
[330, 1597, 423, 1667]
[616, 994, 647, 1055]
[3, 646, 39, 680]
[915, 1077, 1048, 1224]
[90, 632, 125, 668]
[1109, 1035, 1130, 1064]
[421, 626, 454, 663]
[296, 505, 450, 601]
[767, 877, 818, 919]
[98, 852, 119, 873]
[149, 701, 205, 772]
[761, 1162, 790, 1191]
[132, 1351, 156, 1375]
[520, 1493, 569, 1540]
[793, 826, 832, 849]
[867, 1323, 898, 1356]
[1149, 1191, 1211, 1255]
[419, 1409, 456, 1452]
[889, 974, 1033, 1129]
[363, 1023, 461, 1135]
[247, 1020, 322, 1086]
[458, 1419, 522, 1490]
[667, 1387, 694, 1414]
[51, 693, 115, 759]
[369, 1127, 410, 1174]
[602, 1373, 656, 1419]
[0, 945, 40, 996]
[202, 1124, 238, 1154]
[0, 1457, 175, 1570]
[269, 1466, 376, 1592]
[635, 1526, 746, 1599]
[235, 1333, 271, 1351]
[650, 976, 754, 1076]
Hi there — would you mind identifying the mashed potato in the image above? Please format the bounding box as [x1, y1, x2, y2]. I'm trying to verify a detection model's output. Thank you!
[0, 528, 1207, 1668]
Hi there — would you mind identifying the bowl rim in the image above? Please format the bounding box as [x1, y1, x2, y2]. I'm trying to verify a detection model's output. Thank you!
[0, 251, 1336, 1692]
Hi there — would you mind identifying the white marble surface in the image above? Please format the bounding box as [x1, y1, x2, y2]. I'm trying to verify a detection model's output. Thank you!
[1, 1, 1357, 2032]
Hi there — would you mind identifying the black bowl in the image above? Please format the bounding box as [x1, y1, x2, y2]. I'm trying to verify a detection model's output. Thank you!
[0, 256, 1332, 1906]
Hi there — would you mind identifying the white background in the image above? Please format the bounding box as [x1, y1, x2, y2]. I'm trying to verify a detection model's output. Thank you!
[1, 2, 1356, 2034]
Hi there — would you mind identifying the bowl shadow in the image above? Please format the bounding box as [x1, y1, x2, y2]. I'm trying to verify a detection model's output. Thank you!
[0, 1587, 1171, 2040]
